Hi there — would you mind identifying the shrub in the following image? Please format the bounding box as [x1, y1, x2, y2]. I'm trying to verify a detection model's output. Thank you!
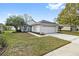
[0, 35, 7, 48]
[0, 31, 1, 34]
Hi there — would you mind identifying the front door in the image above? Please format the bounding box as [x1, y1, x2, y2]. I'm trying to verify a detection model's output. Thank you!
[28, 26, 32, 32]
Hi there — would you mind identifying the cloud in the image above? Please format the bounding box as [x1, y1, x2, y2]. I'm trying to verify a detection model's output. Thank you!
[46, 3, 65, 10]
[7, 13, 12, 16]
[7, 13, 18, 17]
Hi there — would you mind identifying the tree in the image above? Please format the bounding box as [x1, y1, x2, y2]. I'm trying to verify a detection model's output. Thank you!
[57, 3, 79, 31]
[21, 14, 35, 32]
[58, 26, 63, 31]
[6, 15, 25, 32]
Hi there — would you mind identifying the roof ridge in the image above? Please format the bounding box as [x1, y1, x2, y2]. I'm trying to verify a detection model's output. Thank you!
[38, 20, 56, 24]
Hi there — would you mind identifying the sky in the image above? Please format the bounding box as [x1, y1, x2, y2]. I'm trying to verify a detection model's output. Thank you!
[0, 3, 66, 23]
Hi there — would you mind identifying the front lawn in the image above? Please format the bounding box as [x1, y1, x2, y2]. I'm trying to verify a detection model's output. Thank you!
[2, 32, 70, 56]
[60, 30, 79, 36]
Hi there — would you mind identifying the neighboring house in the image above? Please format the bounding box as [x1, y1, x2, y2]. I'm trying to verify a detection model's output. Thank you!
[61, 25, 79, 31]
[32, 20, 58, 34]
[61, 25, 70, 30]
[6, 26, 15, 31]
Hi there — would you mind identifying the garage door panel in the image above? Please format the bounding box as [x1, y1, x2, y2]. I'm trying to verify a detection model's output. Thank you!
[41, 26, 56, 34]
[32, 25, 40, 33]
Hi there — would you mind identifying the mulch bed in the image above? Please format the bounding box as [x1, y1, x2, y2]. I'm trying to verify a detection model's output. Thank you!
[0, 47, 7, 55]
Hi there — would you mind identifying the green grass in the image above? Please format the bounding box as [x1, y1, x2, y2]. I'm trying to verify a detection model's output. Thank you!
[2, 32, 70, 56]
[60, 30, 79, 36]
[3, 30, 15, 33]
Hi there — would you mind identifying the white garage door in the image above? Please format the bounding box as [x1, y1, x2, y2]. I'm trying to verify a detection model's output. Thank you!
[32, 25, 40, 33]
[41, 26, 57, 34]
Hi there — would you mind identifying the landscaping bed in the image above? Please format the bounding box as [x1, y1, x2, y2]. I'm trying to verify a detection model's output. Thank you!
[2, 32, 70, 56]
[0, 34, 7, 55]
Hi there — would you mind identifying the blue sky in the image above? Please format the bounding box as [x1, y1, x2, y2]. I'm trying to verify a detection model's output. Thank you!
[0, 3, 65, 23]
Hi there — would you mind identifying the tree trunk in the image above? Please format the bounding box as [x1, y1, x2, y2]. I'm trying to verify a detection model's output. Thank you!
[14, 26, 18, 32]
[70, 25, 77, 32]
[17, 27, 22, 32]
[70, 26, 72, 31]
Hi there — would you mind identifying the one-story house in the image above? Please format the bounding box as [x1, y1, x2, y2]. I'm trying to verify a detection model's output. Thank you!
[32, 20, 58, 34]
[20, 15, 58, 34]
[21, 19, 58, 34]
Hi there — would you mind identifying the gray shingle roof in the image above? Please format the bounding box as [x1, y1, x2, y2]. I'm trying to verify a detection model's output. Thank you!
[38, 20, 56, 24]
[32, 20, 58, 26]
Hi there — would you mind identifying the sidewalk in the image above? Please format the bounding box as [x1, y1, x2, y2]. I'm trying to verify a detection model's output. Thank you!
[28, 32, 42, 37]
[28, 32, 47, 37]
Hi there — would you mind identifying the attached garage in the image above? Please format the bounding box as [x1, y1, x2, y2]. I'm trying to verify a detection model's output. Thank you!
[40, 26, 58, 34]
[32, 20, 58, 34]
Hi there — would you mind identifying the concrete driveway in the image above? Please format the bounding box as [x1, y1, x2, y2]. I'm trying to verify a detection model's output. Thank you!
[46, 33, 79, 44]
[44, 33, 79, 56]
[44, 43, 79, 56]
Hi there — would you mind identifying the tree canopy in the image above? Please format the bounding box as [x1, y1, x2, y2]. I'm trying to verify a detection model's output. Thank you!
[6, 15, 25, 32]
[57, 3, 79, 31]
